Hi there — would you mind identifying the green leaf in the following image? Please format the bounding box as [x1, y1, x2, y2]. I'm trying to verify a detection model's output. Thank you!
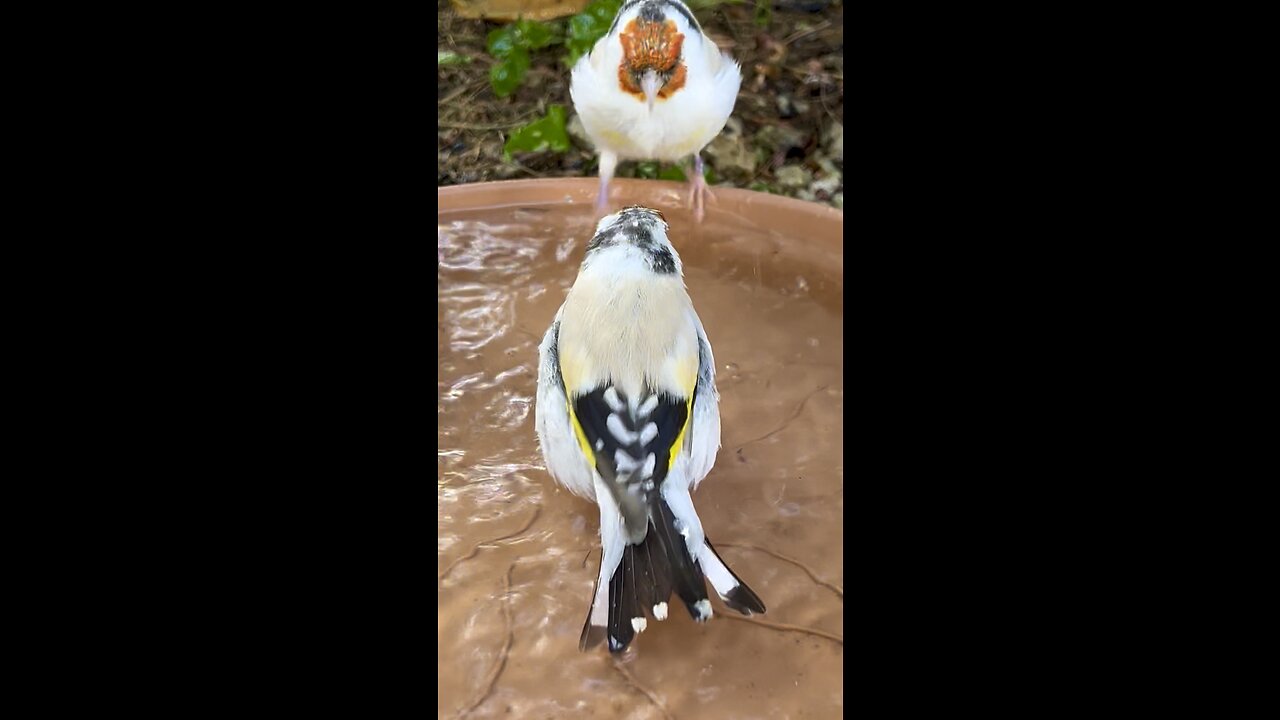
[564, 0, 622, 65]
[656, 164, 716, 182]
[514, 19, 557, 50]
[658, 165, 687, 181]
[504, 104, 571, 159]
[485, 17, 561, 94]
[490, 47, 530, 98]
[635, 162, 660, 179]
[438, 51, 471, 66]
[487, 26, 518, 57]
[489, 19, 559, 58]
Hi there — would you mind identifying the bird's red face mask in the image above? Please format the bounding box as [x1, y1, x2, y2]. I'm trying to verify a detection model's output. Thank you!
[618, 18, 687, 110]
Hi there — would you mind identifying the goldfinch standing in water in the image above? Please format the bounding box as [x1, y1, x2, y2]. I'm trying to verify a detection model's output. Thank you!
[570, 0, 741, 222]
[535, 206, 766, 654]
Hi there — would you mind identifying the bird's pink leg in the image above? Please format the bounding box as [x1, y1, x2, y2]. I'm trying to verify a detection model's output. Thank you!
[595, 151, 618, 215]
[687, 154, 715, 223]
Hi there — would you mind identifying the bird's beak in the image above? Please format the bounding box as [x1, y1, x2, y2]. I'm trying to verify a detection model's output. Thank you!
[641, 70, 661, 113]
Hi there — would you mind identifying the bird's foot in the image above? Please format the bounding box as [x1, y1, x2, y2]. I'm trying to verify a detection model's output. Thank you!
[687, 173, 715, 223]
[595, 180, 610, 215]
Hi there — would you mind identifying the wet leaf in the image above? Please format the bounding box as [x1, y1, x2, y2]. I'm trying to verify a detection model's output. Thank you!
[490, 47, 530, 97]
[488, 19, 560, 57]
[516, 19, 558, 50]
[487, 18, 561, 95]
[564, 0, 622, 64]
[487, 26, 518, 57]
[504, 104, 571, 158]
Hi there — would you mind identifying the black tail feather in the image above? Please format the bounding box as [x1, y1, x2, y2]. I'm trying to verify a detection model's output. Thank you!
[607, 550, 636, 653]
[650, 496, 710, 622]
[643, 526, 674, 614]
[633, 537, 658, 615]
[704, 539, 768, 615]
[579, 567, 606, 651]
[587, 496, 721, 654]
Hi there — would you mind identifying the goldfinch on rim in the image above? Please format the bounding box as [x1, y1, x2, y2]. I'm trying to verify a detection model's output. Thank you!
[570, 0, 742, 222]
[535, 205, 766, 654]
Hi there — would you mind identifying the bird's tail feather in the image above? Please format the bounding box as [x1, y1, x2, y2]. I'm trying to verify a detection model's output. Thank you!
[649, 493, 712, 623]
[579, 569, 608, 651]
[580, 497, 771, 653]
[579, 494, 715, 654]
[699, 539, 767, 615]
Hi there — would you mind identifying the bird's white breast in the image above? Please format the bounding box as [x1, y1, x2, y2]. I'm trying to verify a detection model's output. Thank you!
[570, 25, 741, 161]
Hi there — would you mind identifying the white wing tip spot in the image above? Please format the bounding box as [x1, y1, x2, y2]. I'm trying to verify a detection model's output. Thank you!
[653, 602, 669, 620]
[603, 386, 623, 411]
[694, 599, 713, 621]
[640, 394, 660, 417]
[595, 438, 604, 450]
[631, 616, 648, 633]
[639, 421, 659, 446]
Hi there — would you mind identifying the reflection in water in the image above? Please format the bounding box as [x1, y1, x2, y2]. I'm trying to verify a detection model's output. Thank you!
[439, 202, 842, 719]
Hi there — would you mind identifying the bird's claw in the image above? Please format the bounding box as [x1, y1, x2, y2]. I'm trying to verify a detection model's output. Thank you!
[687, 174, 715, 223]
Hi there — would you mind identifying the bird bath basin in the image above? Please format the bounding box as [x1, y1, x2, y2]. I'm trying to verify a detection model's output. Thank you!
[438, 178, 843, 718]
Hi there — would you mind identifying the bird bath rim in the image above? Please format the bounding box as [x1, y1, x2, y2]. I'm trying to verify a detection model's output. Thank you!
[438, 178, 843, 272]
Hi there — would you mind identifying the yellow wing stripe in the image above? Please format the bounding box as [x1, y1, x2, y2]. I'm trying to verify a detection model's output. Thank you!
[566, 390, 596, 463]
[667, 395, 694, 472]
[667, 346, 700, 472]
[559, 352, 595, 464]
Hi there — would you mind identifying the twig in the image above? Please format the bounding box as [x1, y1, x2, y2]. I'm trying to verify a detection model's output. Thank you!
[438, 80, 482, 106]
[819, 81, 841, 124]
[732, 384, 829, 449]
[783, 19, 833, 45]
[505, 159, 542, 177]
[439, 507, 540, 582]
[716, 542, 843, 598]
[453, 564, 516, 718]
[613, 659, 675, 720]
[512, 325, 543, 341]
[716, 6, 744, 47]
[720, 613, 843, 645]
[438, 118, 533, 130]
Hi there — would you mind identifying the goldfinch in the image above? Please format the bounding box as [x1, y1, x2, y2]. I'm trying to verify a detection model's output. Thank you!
[535, 205, 766, 654]
[570, 0, 742, 222]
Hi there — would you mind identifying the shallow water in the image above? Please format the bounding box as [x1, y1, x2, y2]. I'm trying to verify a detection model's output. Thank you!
[439, 199, 843, 719]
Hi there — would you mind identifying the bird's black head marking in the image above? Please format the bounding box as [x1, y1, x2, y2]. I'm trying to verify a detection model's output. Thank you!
[646, 246, 675, 274]
[584, 207, 677, 274]
[638, 1, 664, 22]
